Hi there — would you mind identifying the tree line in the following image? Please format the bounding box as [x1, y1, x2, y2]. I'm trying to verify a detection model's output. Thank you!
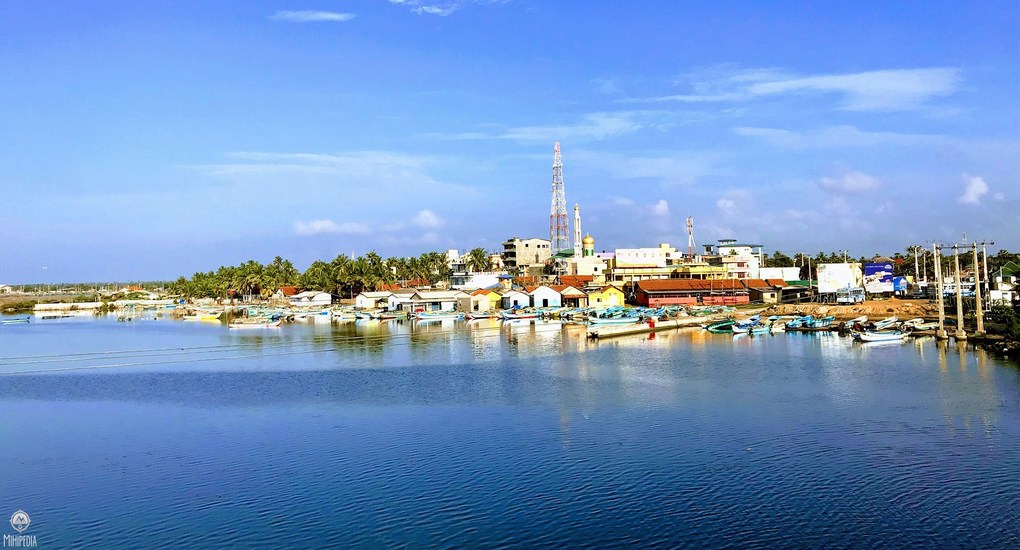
[762, 248, 1020, 280]
[166, 248, 494, 299]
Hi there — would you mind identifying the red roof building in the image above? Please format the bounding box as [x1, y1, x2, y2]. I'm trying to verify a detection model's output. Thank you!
[634, 279, 749, 307]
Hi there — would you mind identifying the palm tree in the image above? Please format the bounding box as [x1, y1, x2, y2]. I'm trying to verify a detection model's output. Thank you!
[465, 247, 492, 272]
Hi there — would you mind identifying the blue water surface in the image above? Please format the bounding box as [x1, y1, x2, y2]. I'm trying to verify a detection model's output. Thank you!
[0, 315, 1017, 548]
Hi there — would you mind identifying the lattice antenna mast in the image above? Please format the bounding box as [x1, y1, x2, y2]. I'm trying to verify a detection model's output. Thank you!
[549, 142, 569, 253]
[687, 216, 696, 259]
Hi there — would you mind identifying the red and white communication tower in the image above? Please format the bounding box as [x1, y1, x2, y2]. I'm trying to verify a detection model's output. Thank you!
[687, 216, 696, 259]
[549, 142, 569, 253]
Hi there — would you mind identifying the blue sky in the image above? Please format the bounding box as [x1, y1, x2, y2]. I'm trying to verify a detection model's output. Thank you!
[2, 1, 1018, 283]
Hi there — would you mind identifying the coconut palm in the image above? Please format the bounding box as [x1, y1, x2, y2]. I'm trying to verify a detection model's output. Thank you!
[465, 247, 492, 272]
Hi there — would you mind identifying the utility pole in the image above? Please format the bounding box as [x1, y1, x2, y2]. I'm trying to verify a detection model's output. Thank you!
[934, 243, 947, 340]
[953, 244, 967, 341]
[913, 246, 920, 283]
[981, 240, 994, 311]
[973, 243, 984, 335]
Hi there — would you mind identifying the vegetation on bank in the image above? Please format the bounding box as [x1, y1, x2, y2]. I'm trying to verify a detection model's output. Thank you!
[166, 249, 493, 299]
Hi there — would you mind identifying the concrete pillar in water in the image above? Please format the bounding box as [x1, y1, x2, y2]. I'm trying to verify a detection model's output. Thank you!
[973, 243, 984, 336]
[953, 245, 967, 341]
[934, 243, 948, 340]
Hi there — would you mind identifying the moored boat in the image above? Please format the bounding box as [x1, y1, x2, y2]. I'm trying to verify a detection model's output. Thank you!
[0, 315, 31, 325]
[872, 316, 899, 331]
[415, 311, 464, 321]
[856, 330, 908, 342]
[805, 315, 835, 329]
[228, 319, 282, 329]
[705, 319, 735, 333]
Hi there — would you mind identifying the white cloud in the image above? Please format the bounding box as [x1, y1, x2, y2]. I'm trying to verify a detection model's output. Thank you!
[412, 209, 444, 228]
[613, 197, 635, 206]
[820, 171, 880, 193]
[748, 68, 960, 111]
[716, 189, 752, 215]
[388, 0, 504, 17]
[735, 125, 942, 149]
[652, 199, 669, 216]
[294, 219, 369, 236]
[424, 111, 670, 142]
[634, 66, 961, 111]
[271, 10, 356, 22]
[958, 174, 989, 204]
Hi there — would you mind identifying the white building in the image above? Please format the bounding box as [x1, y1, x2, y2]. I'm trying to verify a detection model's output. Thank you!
[392, 290, 468, 312]
[449, 271, 504, 291]
[0, 284, 12, 294]
[502, 237, 552, 270]
[500, 289, 531, 309]
[355, 291, 394, 310]
[714, 239, 764, 279]
[290, 291, 333, 307]
[759, 267, 801, 281]
[527, 285, 562, 308]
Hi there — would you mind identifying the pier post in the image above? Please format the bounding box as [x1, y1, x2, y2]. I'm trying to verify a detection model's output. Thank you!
[953, 245, 967, 341]
[972, 244, 984, 336]
[934, 243, 948, 340]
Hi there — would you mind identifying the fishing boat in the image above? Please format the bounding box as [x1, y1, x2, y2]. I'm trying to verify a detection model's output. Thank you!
[899, 318, 925, 329]
[804, 315, 835, 329]
[377, 311, 407, 320]
[415, 311, 464, 321]
[770, 321, 787, 333]
[0, 315, 30, 325]
[785, 315, 812, 329]
[872, 316, 899, 331]
[705, 319, 735, 333]
[587, 315, 642, 325]
[856, 330, 908, 342]
[748, 324, 771, 335]
[912, 320, 939, 330]
[228, 319, 282, 329]
[466, 312, 498, 320]
[501, 310, 539, 320]
[730, 314, 762, 333]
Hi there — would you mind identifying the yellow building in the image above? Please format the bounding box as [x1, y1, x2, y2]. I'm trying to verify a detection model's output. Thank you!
[471, 288, 502, 311]
[586, 284, 626, 307]
[672, 263, 728, 280]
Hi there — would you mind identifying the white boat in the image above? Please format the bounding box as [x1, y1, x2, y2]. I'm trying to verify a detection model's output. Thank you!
[872, 316, 899, 330]
[466, 312, 498, 320]
[899, 318, 925, 328]
[415, 311, 464, 321]
[770, 321, 786, 333]
[1, 316, 30, 325]
[857, 330, 908, 342]
[502, 310, 540, 320]
[587, 316, 641, 325]
[846, 315, 868, 325]
[228, 319, 282, 329]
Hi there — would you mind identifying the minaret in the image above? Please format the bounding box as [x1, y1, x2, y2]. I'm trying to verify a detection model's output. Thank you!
[573, 204, 582, 257]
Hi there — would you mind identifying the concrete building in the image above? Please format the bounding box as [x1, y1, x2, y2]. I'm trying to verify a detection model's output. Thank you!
[290, 291, 333, 307]
[392, 290, 469, 312]
[759, 267, 802, 281]
[633, 279, 749, 307]
[355, 291, 394, 310]
[527, 285, 562, 308]
[500, 289, 531, 309]
[551, 285, 587, 307]
[586, 285, 626, 307]
[449, 271, 504, 290]
[704, 239, 764, 279]
[608, 243, 682, 283]
[501, 237, 552, 271]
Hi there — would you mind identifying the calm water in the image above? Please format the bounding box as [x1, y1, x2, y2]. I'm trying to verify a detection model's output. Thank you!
[1, 314, 1017, 548]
